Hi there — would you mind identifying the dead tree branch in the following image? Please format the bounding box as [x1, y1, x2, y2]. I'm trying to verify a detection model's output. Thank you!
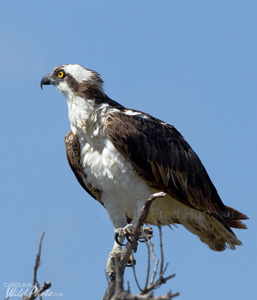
[22, 232, 51, 300]
[103, 192, 179, 300]
[131, 225, 178, 297]
[33, 231, 45, 294]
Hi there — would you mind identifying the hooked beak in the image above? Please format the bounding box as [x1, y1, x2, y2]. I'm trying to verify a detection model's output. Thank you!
[40, 74, 55, 90]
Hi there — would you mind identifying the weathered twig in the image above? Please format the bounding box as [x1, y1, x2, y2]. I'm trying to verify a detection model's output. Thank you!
[113, 254, 178, 300]
[132, 254, 144, 292]
[158, 225, 164, 276]
[22, 232, 51, 300]
[149, 240, 159, 286]
[144, 236, 151, 291]
[111, 291, 178, 300]
[135, 225, 178, 297]
[33, 232, 45, 295]
[113, 256, 178, 300]
[104, 192, 179, 300]
[118, 208, 179, 299]
[23, 282, 52, 300]
[103, 192, 166, 300]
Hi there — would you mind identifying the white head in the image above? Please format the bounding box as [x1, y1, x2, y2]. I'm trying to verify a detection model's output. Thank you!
[40, 64, 104, 98]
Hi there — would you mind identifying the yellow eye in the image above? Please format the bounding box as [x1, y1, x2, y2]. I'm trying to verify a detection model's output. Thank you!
[58, 71, 64, 78]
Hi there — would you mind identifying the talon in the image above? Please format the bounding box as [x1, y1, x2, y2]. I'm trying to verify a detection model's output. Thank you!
[144, 227, 153, 237]
[139, 227, 153, 242]
[125, 233, 133, 243]
[109, 273, 116, 281]
[126, 262, 133, 267]
[114, 232, 125, 246]
[138, 234, 153, 242]
[126, 257, 136, 268]
[126, 258, 136, 267]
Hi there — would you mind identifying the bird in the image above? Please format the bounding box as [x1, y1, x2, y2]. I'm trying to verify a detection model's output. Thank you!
[41, 64, 248, 276]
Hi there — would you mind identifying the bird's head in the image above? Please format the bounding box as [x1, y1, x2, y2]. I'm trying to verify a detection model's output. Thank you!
[40, 64, 103, 98]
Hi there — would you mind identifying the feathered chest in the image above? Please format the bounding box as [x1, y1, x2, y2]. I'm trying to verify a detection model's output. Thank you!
[67, 96, 107, 136]
[66, 95, 144, 195]
[79, 135, 134, 191]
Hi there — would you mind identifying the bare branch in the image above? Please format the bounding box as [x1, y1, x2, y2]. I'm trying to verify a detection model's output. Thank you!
[23, 282, 52, 300]
[120, 192, 166, 268]
[138, 226, 177, 296]
[111, 290, 179, 300]
[114, 258, 125, 295]
[103, 192, 179, 299]
[104, 191, 180, 299]
[132, 255, 143, 292]
[22, 232, 51, 300]
[158, 225, 164, 276]
[149, 240, 159, 286]
[103, 192, 166, 300]
[144, 236, 151, 291]
[162, 263, 169, 277]
[33, 232, 45, 291]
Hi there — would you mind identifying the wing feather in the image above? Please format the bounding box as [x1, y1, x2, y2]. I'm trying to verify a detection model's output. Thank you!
[104, 111, 227, 216]
[65, 131, 102, 205]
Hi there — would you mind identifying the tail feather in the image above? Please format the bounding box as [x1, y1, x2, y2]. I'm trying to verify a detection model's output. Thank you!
[146, 192, 248, 251]
[225, 219, 248, 229]
[225, 206, 249, 229]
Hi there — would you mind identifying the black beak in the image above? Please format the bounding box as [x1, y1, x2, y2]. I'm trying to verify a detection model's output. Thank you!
[40, 74, 54, 90]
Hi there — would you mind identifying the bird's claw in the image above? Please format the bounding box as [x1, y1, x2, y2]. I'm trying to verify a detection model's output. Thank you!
[114, 232, 126, 246]
[139, 226, 153, 242]
[125, 233, 133, 244]
[114, 225, 153, 245]
[106, 249, 136, 279]
[108, 225, 152, 278]
[114, 224, 134, 246]
[126, 258, 136, 267]
[106, 249, 123, 279]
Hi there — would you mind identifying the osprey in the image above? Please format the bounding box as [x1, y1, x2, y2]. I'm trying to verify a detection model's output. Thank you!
[41, 64, 248, 275]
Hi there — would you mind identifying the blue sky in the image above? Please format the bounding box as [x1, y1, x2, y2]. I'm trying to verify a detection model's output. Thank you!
[0, 1, 256, 299]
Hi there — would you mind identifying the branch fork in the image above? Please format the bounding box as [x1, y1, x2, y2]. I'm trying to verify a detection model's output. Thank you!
[103, 192, 179, 300]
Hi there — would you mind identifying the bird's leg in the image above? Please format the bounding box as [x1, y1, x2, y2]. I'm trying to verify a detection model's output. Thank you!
[106, 232, 135, 279]
[114, 206, 154, 246]
[106, 205, 154, 278]
[106, 240, 123, 279]
[115, 224, 134, 245]
[115, 224, 153, 244]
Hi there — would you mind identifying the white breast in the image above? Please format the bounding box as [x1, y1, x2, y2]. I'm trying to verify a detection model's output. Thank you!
[80, 136, 151, 214]
[67, 95, 152, 227]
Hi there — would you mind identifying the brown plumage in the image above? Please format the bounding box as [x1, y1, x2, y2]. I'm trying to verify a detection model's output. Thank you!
[104, 112, 248, 236]
[65, 131, 102, 205]
[41, 64, 248, 253]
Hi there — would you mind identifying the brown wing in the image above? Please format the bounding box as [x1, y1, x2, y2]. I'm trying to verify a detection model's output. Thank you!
[104, 111, 248, 227]
[65, 131, 102, 205]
